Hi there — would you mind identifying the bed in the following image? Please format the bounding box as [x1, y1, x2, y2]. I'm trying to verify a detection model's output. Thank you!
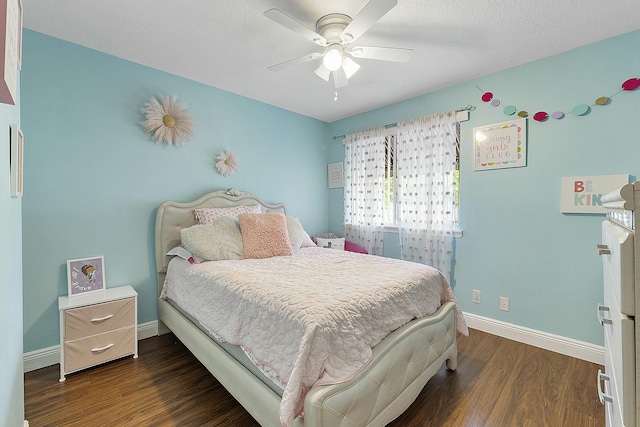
[155, 189, 467, 427]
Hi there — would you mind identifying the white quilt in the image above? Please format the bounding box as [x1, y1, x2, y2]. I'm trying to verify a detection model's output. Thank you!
[162, 247, 467, 427]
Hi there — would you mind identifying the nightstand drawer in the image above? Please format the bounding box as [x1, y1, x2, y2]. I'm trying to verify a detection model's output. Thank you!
[64, 297, 135, 340]
[64, 325, 135, 373]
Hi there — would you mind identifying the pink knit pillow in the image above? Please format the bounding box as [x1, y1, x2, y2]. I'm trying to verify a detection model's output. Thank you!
[238, 213, 293, 259]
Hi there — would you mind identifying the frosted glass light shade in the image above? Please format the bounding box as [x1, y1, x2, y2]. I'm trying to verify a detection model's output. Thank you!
[342, 57, 360, 79]
[323, 47, 343, 71]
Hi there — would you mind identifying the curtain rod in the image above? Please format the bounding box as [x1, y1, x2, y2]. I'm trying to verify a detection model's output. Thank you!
[331, 104, 476, 140]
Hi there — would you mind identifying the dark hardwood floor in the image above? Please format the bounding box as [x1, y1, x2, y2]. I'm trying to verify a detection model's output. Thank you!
[24, 329, 605, 426]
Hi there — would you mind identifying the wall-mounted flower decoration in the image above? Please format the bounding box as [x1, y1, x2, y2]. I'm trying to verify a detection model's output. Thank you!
[215, 151, 238, 177]
[140, 94, 194, 146]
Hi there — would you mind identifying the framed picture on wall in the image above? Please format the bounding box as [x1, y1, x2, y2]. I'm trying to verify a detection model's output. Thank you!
[328, 162, 344, 188]
[473, 118, 527, 171]
[67, 256, 106, 297]
[9, 123, 22, 196]
[0, 0, 22, 105]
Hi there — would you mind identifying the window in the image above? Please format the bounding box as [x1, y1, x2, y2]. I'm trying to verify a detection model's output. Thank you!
[344, 110, 464, 274]
[382, 124, 461, 227]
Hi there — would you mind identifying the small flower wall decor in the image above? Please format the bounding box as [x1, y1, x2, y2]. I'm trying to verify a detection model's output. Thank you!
[215, 151, 238, 177]
[140, 94, 194, 146]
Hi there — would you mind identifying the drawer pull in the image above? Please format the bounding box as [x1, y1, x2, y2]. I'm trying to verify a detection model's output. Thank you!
[597, 370, 613, 404]
[596, 304, 612, 325]
[596, 244, 610, 255]
[91, 343, 114, 353]
[90, 314, 114, 323]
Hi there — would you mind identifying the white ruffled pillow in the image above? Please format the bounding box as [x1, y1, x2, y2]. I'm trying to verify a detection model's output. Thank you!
[166, 244, 204, 264]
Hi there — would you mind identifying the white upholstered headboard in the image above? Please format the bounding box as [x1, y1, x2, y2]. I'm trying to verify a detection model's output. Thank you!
[154, 189, 286, 296]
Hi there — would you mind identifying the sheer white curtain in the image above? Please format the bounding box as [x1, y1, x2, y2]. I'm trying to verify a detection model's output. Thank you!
[343, 126, 387, 255]
[396, 111, 457, 278]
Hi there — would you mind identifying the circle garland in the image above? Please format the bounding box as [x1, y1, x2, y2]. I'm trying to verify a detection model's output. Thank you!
[477, 77, 640, 122]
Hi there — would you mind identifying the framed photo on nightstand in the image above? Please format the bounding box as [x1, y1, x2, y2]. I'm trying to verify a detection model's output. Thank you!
[67, 256, 106, 297]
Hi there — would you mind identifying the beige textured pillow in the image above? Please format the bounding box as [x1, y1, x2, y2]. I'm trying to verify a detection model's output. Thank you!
[238, 213, 293, 259]
[286, 216, 305, 252]
[181, 216, 244, 261]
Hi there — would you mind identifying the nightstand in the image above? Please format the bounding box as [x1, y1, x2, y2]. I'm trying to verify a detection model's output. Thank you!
[58, 285, 138, 382]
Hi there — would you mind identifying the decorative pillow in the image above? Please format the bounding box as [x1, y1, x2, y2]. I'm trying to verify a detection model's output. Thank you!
[166, 244, 204, 264]
[345, 240, 368, 254]
[286, 217, 311, 252]
[243, 204, 262, 214]
[316, 237, 345, 250]
[238, 213, 293, 259]
[300, 231, 316, 248]
[181, 216, 244, 261]
[194, 206, 249, 225]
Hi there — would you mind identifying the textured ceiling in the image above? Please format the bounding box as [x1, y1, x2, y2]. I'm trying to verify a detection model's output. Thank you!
[22, 0, 640, 122]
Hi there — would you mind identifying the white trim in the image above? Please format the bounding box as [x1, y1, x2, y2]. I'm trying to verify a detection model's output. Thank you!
[463, 311, 604, 365]
[24, 316, 603, 373]
[137, 320, 159, 340]
[23, 321, 159, 373]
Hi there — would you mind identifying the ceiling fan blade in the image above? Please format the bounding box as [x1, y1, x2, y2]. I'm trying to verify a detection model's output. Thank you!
[264, 9, 327, 46]
[341, 0, 397, 43]
[349, 46, 413, 62]
[314, 63, 331, 81]
[268, 52, 322, 72]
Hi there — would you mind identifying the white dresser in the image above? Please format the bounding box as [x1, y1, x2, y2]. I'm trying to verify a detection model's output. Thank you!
[599, 182, 639, 427]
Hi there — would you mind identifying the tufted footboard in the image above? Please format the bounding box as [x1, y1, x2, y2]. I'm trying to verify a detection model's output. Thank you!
[296, 301, 458, 427]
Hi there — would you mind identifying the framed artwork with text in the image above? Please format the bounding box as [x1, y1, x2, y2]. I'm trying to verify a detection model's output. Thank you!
[67, 256, 106, 297]
[473, 118, 527, 171]
[328, 162, 344, 188]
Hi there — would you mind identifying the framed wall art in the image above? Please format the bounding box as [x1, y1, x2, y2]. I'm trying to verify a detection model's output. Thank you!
[9, 123, 22, 196]
[0, 0, 22, 105]
[67, 256, 106, 297]
[328, 161, 344, 188]
[473, 118, 527, 171]
[560, 174, 629, 214]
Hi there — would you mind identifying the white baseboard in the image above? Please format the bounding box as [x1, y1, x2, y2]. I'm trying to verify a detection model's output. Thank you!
[23, 321, 159, 373]
[24, 316, 603, 372]
[463, 311, 604, 365]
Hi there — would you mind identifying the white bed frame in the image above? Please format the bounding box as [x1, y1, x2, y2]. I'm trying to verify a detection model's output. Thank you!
[155, 189, 459, 427]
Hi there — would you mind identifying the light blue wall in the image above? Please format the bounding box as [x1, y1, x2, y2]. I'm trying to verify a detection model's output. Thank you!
[21, 26, 640, 357]
[21, 30, 330, 353]
[328, 30, 640, 345]
[0, 73, 23, 424]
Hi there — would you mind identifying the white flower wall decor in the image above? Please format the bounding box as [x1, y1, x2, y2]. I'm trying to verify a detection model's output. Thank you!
[215, 151, 238, 176]
[140, 94, 194, 146]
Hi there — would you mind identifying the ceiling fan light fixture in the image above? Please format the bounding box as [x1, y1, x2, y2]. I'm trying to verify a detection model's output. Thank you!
[314, 63, 331, 81]
[342, 56, 360, 79]
[323, 46, 343, 71]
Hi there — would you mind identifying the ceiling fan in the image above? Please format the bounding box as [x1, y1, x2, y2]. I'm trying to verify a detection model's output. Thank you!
[264, 0, 414, 99]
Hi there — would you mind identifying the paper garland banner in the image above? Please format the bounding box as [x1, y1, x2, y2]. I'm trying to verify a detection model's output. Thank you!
[478, 77, 639, 122]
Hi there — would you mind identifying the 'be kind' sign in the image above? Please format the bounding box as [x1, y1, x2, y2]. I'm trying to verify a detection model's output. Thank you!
[561, 174, 629, 213]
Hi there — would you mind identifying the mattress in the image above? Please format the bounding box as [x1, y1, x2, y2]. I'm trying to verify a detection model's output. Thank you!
[162, 247, 466, 426]
[166, 298, 285, 397]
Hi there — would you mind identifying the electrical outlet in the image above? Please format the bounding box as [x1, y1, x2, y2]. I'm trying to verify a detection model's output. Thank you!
[472, 290, 481, 304]
[500, 297, 509, 311]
